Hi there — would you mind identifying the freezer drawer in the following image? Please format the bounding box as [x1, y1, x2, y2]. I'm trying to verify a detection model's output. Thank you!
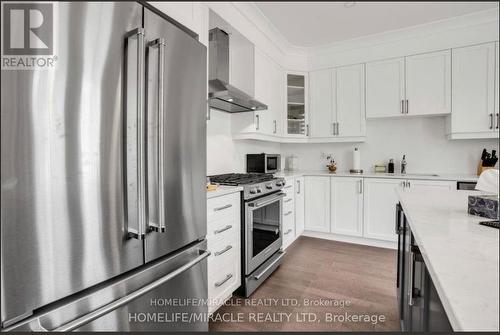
[4, 241, 209, 332]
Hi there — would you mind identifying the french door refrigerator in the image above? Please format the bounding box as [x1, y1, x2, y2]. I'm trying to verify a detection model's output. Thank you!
[1, 2, 207, 331]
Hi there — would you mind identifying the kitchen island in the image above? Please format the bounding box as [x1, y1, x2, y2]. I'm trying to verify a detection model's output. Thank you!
[397, 188, 499, 331]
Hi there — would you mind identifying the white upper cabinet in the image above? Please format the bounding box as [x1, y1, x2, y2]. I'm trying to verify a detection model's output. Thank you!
[308, 64, 365, 140]
[366, 58, 405, 118]
[252, 48, 284, 137]
[449, 42, 497, 139]
[335, 64, 366, 137]
[304, 176, 330, 233]
[330, 177, 363, 237]
[405, 50, 451, 116]
[309, 69, 334, 137]
[286, 72, 309, 137]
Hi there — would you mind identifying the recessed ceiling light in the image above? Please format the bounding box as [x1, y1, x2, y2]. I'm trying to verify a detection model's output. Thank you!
[251, 107, 256, 110]
[227, 98, 234, 102]
[344, 2, 356, 8]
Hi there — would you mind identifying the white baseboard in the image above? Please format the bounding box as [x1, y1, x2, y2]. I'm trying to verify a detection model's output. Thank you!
[301, 231, 397, 250]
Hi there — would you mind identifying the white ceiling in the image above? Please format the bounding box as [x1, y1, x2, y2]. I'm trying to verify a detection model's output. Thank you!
[255, 2, 499, 48]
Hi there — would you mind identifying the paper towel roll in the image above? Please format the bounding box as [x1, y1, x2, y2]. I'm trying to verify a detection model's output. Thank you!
[353, 148, 360, 170]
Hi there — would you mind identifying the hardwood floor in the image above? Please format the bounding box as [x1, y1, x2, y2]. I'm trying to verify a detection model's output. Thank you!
[209, 236, 400, 332]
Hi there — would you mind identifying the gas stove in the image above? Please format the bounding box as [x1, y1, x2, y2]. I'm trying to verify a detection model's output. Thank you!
[209, 173, 286, 200]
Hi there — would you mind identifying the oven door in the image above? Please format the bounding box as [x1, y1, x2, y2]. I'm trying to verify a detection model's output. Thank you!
[245, 192, 285, 275]
[265, 155, 280, 173]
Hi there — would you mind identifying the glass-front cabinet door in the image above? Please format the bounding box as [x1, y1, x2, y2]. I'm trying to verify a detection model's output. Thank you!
[286, 72, 308, 137]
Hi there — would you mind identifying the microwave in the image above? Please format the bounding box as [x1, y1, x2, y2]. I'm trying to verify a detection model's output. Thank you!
[246, 154, 281, 173]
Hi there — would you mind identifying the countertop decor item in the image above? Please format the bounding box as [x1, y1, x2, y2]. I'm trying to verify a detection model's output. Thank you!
[388, 159, 395, 173]
[350, 147, 363, 174]
[468, 194, 499, 219]
[374, 164, 387, 173]
[326, 155, 337, 173]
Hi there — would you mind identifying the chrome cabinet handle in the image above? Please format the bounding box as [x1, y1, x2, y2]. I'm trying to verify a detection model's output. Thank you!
[332, 122, 335, 135]
[284, 198, 293, 203]
[53, 250, 211, 331]
[358, 180, 363, 194]
[273, 120, 277, 134]
[284, 229, 293, 235]
[213, 204, 232, 211]
[490, 113, 494, 129]
[253, 252, 284, 280]
[125, 28, 146, 240]
[214, 273, 233, 287]
[284, 211, 293, 216]
[336, 122, 340, 135]
[255, 114, 260, 130]
[214, 245, 232, 257]
[405, 100, 409, 114]
[407, 181, 411, 188]
[214, 225, 232, 235]
[147, 38, 166, 233]
[296, 180, 300, 194]
[306, 124, 310, 136]
[497, 113, 499, 129]
[401, 100, 405, 114]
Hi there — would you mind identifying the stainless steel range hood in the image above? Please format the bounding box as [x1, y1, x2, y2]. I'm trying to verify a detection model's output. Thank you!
[208, 28, 267, 113]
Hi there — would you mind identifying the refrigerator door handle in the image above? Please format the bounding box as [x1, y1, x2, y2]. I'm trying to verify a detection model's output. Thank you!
[147, 38, 167, 233]
[125, 28, 147, 240]
[50, 249, 210, 332]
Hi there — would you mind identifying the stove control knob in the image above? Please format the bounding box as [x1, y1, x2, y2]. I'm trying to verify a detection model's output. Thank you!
[276, 180, 284, 187]
[249, 188, 257, 194]
[256, 187, 262, 193]
[265, 183, 273, 190]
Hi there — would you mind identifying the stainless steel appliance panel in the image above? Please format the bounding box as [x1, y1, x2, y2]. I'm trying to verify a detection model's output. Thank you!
[4, 241, 209, 332]
[245, 192, 284, 275]
[1, 2, 144, 325]
[143, 9, 207, 262]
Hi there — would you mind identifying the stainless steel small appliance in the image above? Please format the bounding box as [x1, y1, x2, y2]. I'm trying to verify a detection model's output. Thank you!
[208, 173, 286, 297]
[246, 154, 281, 174]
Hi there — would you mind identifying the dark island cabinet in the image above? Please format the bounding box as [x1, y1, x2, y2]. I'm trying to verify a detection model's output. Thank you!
[396, 203, 453, 332]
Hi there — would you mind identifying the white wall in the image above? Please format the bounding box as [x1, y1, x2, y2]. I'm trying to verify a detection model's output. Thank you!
[207, 110, 280, 175]
[280, 117, 499, 174]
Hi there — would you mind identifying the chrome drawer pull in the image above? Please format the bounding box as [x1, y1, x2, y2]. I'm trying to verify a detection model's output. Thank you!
[213, 204, 232, 212]
[214, 225, 232, 235]
[285, 198, 293, 203]
[214, 245, 232, 257]
[284, 211, 293, 216]
[284, 229, 293, 235]
[214, 273, 233, 287]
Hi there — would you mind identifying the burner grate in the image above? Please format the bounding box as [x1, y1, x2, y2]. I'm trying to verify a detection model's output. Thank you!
[209, 173, 275, 185]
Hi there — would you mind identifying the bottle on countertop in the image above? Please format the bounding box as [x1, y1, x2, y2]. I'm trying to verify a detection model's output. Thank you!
[401, 155, 407, 174]
[388, 159, 395, 173]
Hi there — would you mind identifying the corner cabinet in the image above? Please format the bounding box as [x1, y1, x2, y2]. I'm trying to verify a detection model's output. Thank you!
[285, 72, 309, 138]
[447, 42, 499, 139]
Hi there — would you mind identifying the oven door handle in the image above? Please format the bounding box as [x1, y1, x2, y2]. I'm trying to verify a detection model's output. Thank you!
[248, 192, 285, 209]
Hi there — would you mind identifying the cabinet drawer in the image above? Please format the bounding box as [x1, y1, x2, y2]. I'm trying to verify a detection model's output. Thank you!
[208, 237, 237, 269]
[283, 203, 294, 220]
[208, 242, 239, 305]
[207, 215, 237, 240]
[283, 226, 295, 248]
[283, 210, 295, 230]
[283, 196, 294, 208]
[207, 193, 239, 224]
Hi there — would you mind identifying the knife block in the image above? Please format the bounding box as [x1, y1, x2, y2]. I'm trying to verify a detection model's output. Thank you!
[477, 161, 495, 176]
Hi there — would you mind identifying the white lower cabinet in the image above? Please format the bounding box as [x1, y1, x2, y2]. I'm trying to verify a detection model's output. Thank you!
[303, 176, 459, 246]
[207, 192, 241, 315]
[406, 179, 455, 191]
[282, 177, 296, 249]
[295, 177, 305, 236]
[330, 177, 363, 237]
[363, 178, 402, 242]
[304, 176, 331, 233]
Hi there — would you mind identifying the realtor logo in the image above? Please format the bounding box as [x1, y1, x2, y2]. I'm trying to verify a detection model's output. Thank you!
[1, 2, 57, 69]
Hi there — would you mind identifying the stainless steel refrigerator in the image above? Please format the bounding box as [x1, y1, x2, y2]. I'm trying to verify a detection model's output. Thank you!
[1, 2, 208, 331]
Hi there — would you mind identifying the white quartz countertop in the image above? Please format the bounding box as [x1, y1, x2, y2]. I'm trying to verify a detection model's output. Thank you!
[397, 188, 499, 331]
[206, 185, 243, 199]
[275, 170, 478, 182]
